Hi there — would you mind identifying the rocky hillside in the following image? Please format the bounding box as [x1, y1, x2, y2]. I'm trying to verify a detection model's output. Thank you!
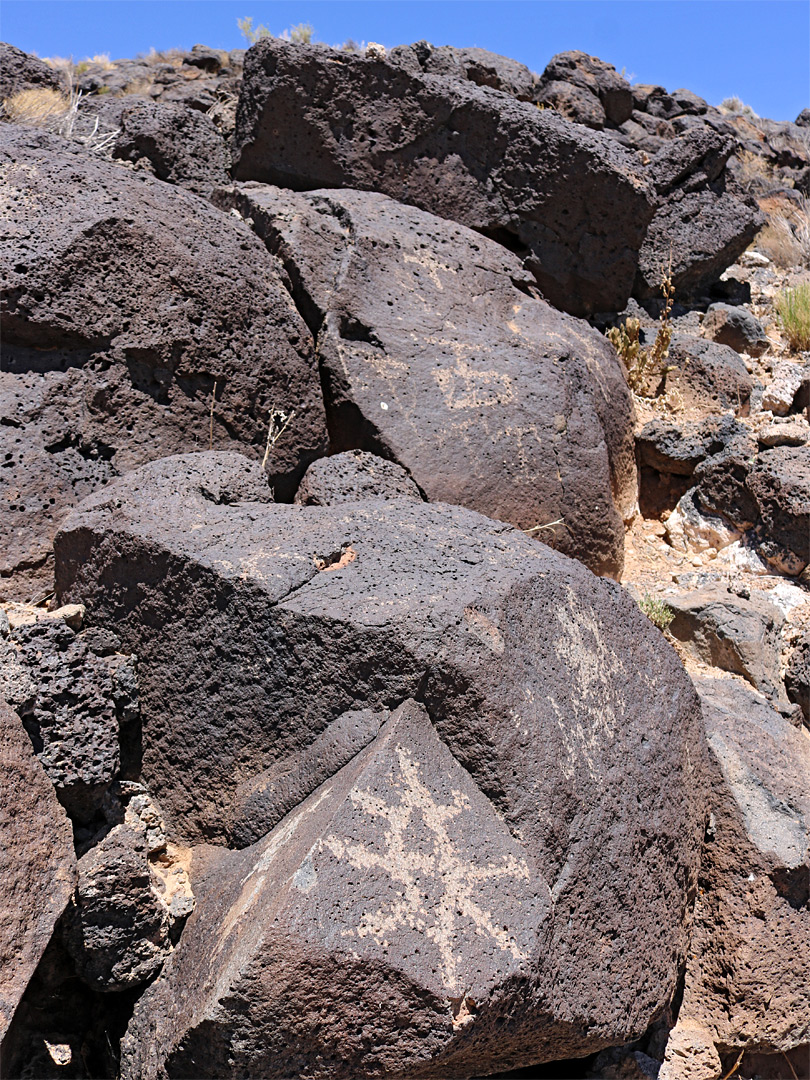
[0, 37, 808, 1080]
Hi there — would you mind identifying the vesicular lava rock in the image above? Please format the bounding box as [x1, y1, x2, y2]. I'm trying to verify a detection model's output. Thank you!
[55, 451, 708, 1076]
[231, 38, 656, 317]
[0, 124, 327, 599]
[217, 183, 637, 575]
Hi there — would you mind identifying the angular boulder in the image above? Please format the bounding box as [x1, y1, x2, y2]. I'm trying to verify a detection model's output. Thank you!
[232, 38, 656, 316]
[56, 451, 708, 1074]
[389, 41, 538, 101]
[0, 41, 62, 99]
[680, 678, 810, 1057]
[536, 50, 633, 126]
[112, 99, 231, 196]
[747, 446, 810, 568]
[217, 184, 637, 575]
[0, 700, 77, 1043]
[0, 125, 327, 599]
[662, 334, 754, 412]
[701, 302, 769, 357]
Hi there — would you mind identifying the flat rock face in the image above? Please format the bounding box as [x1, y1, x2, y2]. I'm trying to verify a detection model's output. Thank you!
[0, 699, 77, 1042]
[682, 678, 810, 1054]
[56, 451, 708, 1074]
[0, 125, 327, 599]
[747, 446, 810, 567]
[219, 184, 637, 575]
[232, 38, 656, 316]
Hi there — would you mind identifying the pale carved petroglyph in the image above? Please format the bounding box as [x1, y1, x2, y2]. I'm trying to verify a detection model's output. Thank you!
[434, 355, 515, 411]
[323, 744, 530, 992]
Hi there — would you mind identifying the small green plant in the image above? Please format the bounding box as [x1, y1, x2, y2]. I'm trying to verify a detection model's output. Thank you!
[638, 594, 675, 631]
[777, 284, 810, 351]
[607, 270, 674, 395]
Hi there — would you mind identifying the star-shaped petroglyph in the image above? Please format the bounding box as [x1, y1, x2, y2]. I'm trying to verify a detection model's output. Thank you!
[323, 744, 530, 991]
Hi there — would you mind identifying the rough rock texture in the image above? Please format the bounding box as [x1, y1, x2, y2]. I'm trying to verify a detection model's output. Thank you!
[701, 303, 769, 357]
[762, 360, 808, 416]
[666, 587, 785, 701]
[785, 631, 810, 726]
[636, 416, 745, 477]
[535, 51, 633, 127]
[231, 38, 656, 317]
[0, 700, 77, 1043]
[294, 450, 422, 507]
[681, 678, 810, 1056]
[56, 451, 708, 1074]
[112, 99, 231, 195]
[63, 822, 173, 992]
[634, 188, 762, 301]
[0, 605, 138, 825]
[0, 41, 63, 99]
[0, 125, 326, 599]
[662, 334, 754, 412]
[229, 706, 387, 848]
[389, 41, 538, 101]
[218, 184, 637, 576]
[691, 429, 760, 531]
[746, 446, 810, 567]
[658, 1023, 722, 1080]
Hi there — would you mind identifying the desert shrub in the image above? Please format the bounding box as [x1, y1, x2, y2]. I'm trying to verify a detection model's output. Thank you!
[238, 17, 315, 44]
[756, 197, 810, 269]
[720, 95, 759, 119]
[607, 271, 674, 395]
[733, 149, 778, 195]
[777, 285, 810, 351]
[638, 594, 675, 631]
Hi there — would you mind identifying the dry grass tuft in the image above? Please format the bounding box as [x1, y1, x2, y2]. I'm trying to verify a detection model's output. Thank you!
[733, 149, 778, 195]
[755, 196, 810, 269]
[2, 87, 69, 124]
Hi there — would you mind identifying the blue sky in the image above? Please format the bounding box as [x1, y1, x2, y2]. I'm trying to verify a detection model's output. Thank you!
[2, 1, 808, 121]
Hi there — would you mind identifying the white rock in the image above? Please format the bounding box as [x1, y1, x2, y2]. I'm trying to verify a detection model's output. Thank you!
[762, 361, 805, 416]
[659, 1023, 722, 1080]
[665, 494, 741, 553]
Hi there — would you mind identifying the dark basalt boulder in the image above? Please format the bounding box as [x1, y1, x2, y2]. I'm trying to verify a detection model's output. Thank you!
[0, 608, 138, 825]
[680, 678, 810, 1057]
[636, 416, 746, 477]
[56, 451, 708, 1075]
[294, 451, 422, 506]
[231, 38, 656, 317]
[0, 41, 63, 99]
[633, 188, 763, 301]
[112, 99, 230, 195]
[746, 446, 810, 568]
[785, 632, 810, 726]
[662, 333, 754, 412]
[0, 700, 77, 1043]
[389, 40, 538, 101]
[0, 125, 327, 599]
[701, 302, 769, 357]
[536, 50, 633, 126]
[217, 184, 637, 576]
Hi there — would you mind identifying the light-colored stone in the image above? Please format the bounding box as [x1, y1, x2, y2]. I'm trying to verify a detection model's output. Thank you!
[762, 361, 805, 416]
[665, 492, 741, 553]
[659, 1023, 722, 1080]
[758, 419, 808, 447]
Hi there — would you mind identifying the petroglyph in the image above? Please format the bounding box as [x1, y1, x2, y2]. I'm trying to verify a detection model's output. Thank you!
[435, 356, 515, 410]
[323, 744, 530, 991]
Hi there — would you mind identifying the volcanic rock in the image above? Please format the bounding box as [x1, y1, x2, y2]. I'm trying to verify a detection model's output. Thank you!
[0, 700, 77, 1042]
[0, 41, 63, 99]
[666, 586, 785, 700]
[785, 632, 810, 726]
[389, 41, 537, 101]
[231, 38, 656, 316]
[56, 451, 707, 1072]
[662, 334, 754, 412]
[294, 451, 422, 506]
[218, 184, 637, 575]
[701, 303, 769, 357]
[681, 677, 810, 1056]
[746, 446, 810, 568]
[536, 51, 633, 126]
[0, 125, 326, 599]
[112, 99, 230, 195]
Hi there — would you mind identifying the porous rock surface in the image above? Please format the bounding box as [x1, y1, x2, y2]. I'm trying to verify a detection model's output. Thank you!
[0, 41, 63, 99]
[218, 184, 637, 575]
[55, 451, 708, 1075]
[294, 450, 422, 506]
[231, 38, 657, 317]
[0, 124, 326, 599]
[681, 678, 810, 1056]
[0, 699, 77, 1043]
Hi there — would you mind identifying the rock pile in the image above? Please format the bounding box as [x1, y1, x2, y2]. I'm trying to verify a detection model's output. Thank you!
[1, 32, 808, 1080]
